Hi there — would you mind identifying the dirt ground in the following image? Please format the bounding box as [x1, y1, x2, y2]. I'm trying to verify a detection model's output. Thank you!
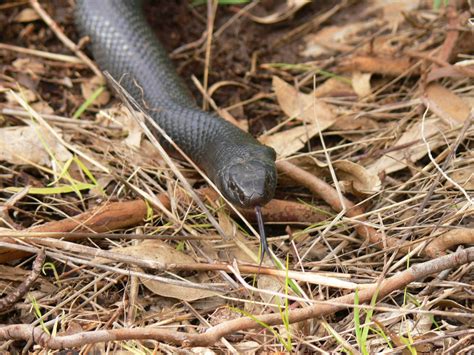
[0, 0, 473, 353]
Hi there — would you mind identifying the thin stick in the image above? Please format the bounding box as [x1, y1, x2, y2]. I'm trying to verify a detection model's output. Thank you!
[29, 0, 103, 79]
[0, 250, 45, 312]
[0, 247, 471, 348]
[0, 43, 83, 64]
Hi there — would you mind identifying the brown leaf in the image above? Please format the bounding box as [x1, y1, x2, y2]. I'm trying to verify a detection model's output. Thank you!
[313, 77, 355, 98]
[333, 160, 381, 195]
[80, 76, 110, 107]
[368, 119, 443, 175]
[351, 72, 372, 98]
[261, 124, 325, 157]
[6, 88, 37, 104]
[97, 106, 143, 148]
[248, 0, 311, 24]
[449, 166, 474, 190]
[111, 240, 219, 301]
[260, 77, 337, 157]
[13, 8, 40, 23]
[12, 58, 45, 74]
[302, 20, 379, 58]
[31, 101, 54, 115]
[372, 0, 420, 27]
[272, 76, 336, 125]
[0, 124, 72, 166]
[424, 83, 471, 124]
[338, 55, 413, 76]
[331, 115, 379, 131]
[214, 209, 257, 264]
[257, 274, 283, 311]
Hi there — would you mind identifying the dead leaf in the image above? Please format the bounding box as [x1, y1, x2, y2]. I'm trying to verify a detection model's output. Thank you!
[208, 80, 249, 131]
[372, 0, 419, 27]
[426, 64, 471, 82]
[272, 76, 336, 125]
[64, 321, 84, 335]
[302, 26, 355, 58]
[214, 210, 281, 307]
[31, 101, 54, 115]
[111, 240, 219, 301]
[14, 8, 40, 23]
[260, 77, 337, 157]
[217, 209, 261, 265]
[219, 108, 248, 132]
[372, 319, 406, 349]
[314, 77, 355, 98]
[6, 88, 36, 104]
[351, 72, 372, 98]
[140, 272, 217, 302]
[0, 124, 72, 166]
[188, 348, 216, 355]
[331, 115, 379, 131]
[248, 0, 311, 24]
[97, 106, 143, 148]
[0, 265, 32, 282]
[449, 166, 474, 190]
[80, 76, 110, 107]
[233, 341, 260, 355]
[361, 34, 408, 57]
[308, 158, 381, 194]
[338, 55, 414, 76]
[424, 83, 471, 125]
[261, 124, 322, 157]
[12, 58, 45, 74]
[257, 274, 283, 312]
[302, 20, 379, 58]
[333, 160, 381, 194]
[368, 119, 443, 175]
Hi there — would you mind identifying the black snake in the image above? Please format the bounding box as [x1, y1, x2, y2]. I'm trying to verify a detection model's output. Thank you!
[75, 0, 277, 208]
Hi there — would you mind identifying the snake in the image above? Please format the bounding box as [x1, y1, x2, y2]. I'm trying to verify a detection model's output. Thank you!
[74, 0, 277, 208]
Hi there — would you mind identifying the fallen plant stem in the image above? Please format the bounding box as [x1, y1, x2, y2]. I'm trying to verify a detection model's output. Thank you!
[276, 161, 407, 252]
[0, 247, 471, 348]
[425, 229, 474, 258]
[29, 0, 103, 79]
[0, 238, 360, 289]
[276, 160, 474, 257]
[0, 250, 45, 312]
[0, 188, 326, 263]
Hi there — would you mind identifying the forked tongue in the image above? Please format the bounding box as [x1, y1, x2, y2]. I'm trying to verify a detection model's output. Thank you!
[255, 206, 269, 273]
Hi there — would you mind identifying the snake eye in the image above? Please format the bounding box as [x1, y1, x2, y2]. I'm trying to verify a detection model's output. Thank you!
[228, 179, 237, 191]
[227, 177, 246, 204]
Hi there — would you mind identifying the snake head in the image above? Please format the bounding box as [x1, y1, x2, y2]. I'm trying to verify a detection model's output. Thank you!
[216, 144, 277, 208]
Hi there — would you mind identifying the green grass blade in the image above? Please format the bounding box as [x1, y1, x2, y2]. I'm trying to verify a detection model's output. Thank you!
[73, 85, 105, 119]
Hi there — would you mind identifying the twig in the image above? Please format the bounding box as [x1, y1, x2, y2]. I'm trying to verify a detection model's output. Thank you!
[29, 0, 103, 79]
[425, 229, 474, 258]
[408, 108, 474, 248]
[435, 6, 464, 65]
[0, 43, 83, 64]
[0, 247, 471, 348]
[0, 238, 360, 289]
[201, 0, 218, 111]
[0, 188, 327, 263]
[276, 160, 406, 252]
[0, 250, 45, 312]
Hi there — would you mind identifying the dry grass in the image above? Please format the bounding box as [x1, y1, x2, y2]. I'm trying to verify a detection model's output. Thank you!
[0, 0, 473, 353]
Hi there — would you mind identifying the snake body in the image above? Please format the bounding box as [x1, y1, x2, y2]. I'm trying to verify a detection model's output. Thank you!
[75, 0, 277, 207]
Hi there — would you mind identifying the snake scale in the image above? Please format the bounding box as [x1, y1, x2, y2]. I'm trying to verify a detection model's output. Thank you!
[75, 0, 277, 208]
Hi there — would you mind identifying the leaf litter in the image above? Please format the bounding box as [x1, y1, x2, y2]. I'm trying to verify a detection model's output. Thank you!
[0, 0, 473, 353]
